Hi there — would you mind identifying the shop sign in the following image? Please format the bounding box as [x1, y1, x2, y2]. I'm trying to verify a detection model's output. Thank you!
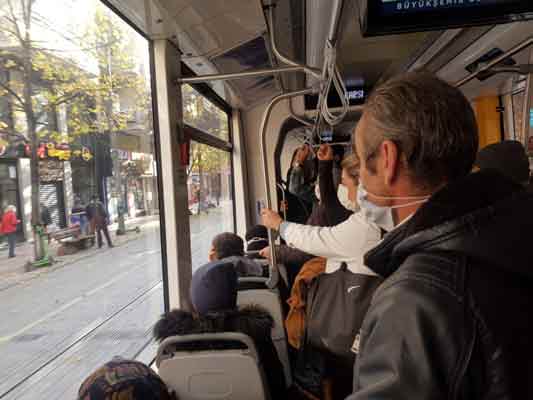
[0, 140, 94, 161]
[43, 143, 94, 161]
[20, 143, 94, 161]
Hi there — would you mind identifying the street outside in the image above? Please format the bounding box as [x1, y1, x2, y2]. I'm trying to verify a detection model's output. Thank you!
[0, 208, 229, 400]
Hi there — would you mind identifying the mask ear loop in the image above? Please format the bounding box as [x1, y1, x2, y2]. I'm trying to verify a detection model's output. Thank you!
[360, 183, 430, 201]
[389, 198, 428, 209]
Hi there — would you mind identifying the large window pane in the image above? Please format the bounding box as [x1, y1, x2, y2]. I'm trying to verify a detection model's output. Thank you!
[0, 1, 164, 398]
[188, 141, 234, 271]
[182, 85, 230, 141]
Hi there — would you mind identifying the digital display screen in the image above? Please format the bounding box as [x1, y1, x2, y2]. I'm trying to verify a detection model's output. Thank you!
[380, 0, 517, 15]
[304, 86, 366, 110]
[361, 0, 533, 36]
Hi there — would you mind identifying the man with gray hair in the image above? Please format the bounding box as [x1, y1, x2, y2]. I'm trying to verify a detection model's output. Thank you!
[348, 72, 533, 399]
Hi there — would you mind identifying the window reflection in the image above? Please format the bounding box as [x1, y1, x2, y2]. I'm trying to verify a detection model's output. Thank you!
[188, 141, 234, 271]
[182, 85, 230, 141]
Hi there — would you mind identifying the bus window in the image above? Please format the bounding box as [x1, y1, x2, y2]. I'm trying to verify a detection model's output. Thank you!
[0, 1, 165, 398]
[183, 85, 230, 142]
[187, 141, 235, 271]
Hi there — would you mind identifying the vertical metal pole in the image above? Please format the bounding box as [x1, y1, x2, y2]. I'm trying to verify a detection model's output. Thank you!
[153, 40, 192, 310]
[260, 88, 315, 287]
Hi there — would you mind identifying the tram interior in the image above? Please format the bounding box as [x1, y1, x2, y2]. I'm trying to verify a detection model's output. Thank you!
[2, 0, 533, 398]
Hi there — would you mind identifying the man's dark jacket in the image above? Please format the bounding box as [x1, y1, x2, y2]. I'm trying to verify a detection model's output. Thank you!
[348, 170, 533, 400]
[153, 305, 287, 399]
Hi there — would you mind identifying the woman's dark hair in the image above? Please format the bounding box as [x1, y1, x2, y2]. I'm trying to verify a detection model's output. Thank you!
[212, 232, 244, 259]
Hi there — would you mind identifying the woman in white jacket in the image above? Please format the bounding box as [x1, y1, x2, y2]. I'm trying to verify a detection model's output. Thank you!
[261, 209, 381, 275]
[261, 146, 382, 275]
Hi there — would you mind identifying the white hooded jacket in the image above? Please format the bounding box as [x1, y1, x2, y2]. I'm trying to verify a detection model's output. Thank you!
[279, 211, 381, 275]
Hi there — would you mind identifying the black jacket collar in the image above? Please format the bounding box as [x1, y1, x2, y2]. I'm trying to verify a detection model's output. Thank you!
[365, 170, 531, 279]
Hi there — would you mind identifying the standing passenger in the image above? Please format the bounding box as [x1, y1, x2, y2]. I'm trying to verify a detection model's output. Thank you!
[474, 140, 530, 186]
[346, 72, 533, 399]
[40, 203, 52, 231]
[86, 195, 113, 249]
[264, 144, 361, 286]
[1, 205, 19, 258]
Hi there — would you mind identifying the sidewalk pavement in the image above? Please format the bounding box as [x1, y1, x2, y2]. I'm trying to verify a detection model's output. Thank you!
[0, 215, 160, 290]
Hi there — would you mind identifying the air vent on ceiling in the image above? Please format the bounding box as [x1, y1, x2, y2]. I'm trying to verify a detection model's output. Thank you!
[465, 48, 516, 82]
[211, 36, 279, 106]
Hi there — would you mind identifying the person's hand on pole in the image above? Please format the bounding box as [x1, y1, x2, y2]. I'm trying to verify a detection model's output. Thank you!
[317, 144, 333, 161]
[261, 208, 283, 231]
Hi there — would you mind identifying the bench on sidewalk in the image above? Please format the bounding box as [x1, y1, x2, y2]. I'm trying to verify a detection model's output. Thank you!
[51, 227, 95, 255]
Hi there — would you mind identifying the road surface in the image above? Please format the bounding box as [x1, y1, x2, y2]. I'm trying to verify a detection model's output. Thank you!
[0, 209, 229, 400]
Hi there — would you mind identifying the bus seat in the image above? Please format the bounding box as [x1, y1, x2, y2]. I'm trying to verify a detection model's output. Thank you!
[237, 277, 292, 387]
[156, 332, 270, 400]
[253, 258, 290, 287]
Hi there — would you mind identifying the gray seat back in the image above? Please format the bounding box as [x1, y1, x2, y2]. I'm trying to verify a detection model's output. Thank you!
[237, 277, 292, 387]
[156, 332, 269, 400]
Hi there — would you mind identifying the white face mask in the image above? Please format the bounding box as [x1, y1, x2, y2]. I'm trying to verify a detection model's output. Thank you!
[337, 184, 358, 211]
[357, 183, 429, 231]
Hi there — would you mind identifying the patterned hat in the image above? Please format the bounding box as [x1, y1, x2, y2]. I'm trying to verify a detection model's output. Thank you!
[78, 357, 175, 400]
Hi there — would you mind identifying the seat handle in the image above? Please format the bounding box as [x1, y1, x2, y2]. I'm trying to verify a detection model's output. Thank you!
[156, 332, 259, 367]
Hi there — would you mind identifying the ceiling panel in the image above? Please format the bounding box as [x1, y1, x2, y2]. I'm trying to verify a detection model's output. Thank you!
[211, 36, 280, 107]
[158, 0, 265, 58]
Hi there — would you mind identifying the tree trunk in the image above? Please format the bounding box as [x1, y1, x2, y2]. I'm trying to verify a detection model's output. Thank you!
[21, 29, 43, 261]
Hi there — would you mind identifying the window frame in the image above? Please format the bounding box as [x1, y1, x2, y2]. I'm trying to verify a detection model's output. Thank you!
[102, 0, 237, 333]
[182, 66, 237, 234]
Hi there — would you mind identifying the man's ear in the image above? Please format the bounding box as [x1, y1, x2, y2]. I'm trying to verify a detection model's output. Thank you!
[381, 140, 400, 187]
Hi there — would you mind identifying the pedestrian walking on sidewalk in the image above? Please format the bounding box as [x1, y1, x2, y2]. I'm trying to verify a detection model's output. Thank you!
[86, 196, 114, 249]
[1, 205, 20, 258]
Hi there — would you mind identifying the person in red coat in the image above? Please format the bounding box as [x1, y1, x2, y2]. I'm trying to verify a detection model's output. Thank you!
[1, 205, 20, 258]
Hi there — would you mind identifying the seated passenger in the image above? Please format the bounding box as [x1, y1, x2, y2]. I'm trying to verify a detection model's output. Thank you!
[244, 225, 271, 277]
[77, 357, 176, 400]
[153, 262, 286, 399]
[244, 224, 269, 259]
[474, 140, 530, 186]
[208, 232, 263, 277]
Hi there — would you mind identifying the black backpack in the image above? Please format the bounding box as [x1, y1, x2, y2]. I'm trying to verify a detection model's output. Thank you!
[305, 263, 382, 369]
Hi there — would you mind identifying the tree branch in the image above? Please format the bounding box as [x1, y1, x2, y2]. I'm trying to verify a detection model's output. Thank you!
[49, 92, 83, 108]
[0, 79, 24, 106]
[6, 0, 23, 44]
[0, 127, 27, 141]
